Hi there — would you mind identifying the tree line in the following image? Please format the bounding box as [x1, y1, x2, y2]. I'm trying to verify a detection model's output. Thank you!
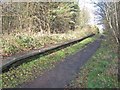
[1, 1, 89, 34]
[94, 1, 120, 44]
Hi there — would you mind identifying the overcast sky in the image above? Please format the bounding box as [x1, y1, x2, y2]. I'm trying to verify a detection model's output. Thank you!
[79, 0, 105, 32]
[79, 0, 96, 25]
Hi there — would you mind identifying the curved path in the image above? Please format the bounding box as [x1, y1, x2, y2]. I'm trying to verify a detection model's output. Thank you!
[19, 36, 103, 88]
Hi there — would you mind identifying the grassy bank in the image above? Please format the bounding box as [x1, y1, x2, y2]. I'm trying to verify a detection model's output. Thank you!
[1, 36, 96, 88]
[66, 35, 119, 88]
[1, 29, 96, 57]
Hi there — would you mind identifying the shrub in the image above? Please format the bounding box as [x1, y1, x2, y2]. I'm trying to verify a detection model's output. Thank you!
[15, 35, 34, 50]
[2, 42, 18, 56]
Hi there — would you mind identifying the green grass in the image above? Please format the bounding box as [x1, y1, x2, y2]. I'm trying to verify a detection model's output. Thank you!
[66, 35, 119, 88]
[1, 36, 96, 88]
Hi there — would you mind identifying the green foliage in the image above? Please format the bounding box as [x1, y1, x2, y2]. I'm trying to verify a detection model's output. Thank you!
[67, 35, 119, 88]
[91, 26, 99, 34]
[1, 39, 19, 56]
[15, 35, 34, 49]
[1, 27, 95, 57]
[2, 2, 81, 34]
[1, 37, 95, 88]
[1, 2, 91, 35]
[4, 44, 18, 55]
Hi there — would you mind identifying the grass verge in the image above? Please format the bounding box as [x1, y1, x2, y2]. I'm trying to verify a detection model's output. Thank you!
[1, 36, 96, 88]
[66, 35, 119, 88]
[1, 29, 95, 57]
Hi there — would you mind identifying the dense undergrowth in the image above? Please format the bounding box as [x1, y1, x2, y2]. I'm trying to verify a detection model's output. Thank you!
[0, 28, 96, 57]
[66, 34, 119, 88]
[1, 36, 96, 88]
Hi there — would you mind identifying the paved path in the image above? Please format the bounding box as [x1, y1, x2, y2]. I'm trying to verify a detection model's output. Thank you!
[19, 37, 102, 88]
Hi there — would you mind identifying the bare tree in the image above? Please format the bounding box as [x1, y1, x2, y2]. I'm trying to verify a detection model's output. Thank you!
[94, 0, 120, 44]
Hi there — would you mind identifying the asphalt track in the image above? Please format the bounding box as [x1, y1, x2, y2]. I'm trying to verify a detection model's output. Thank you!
[19, 37, 102, 88]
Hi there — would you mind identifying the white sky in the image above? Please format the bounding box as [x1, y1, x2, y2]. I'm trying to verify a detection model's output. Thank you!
[79, 0, 105, 31]
[79, 0, 96, 25]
